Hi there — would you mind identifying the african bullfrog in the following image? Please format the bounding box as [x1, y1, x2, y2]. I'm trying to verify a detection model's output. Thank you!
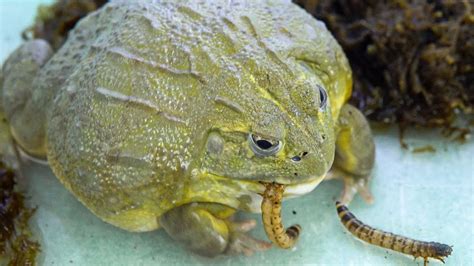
[1, 0, 374, 256]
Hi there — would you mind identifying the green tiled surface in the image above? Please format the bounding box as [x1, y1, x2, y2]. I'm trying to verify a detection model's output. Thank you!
[1, 1, 473, 265]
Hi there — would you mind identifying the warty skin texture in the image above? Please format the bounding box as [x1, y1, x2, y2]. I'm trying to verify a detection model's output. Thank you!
[1, 0, 352, 232]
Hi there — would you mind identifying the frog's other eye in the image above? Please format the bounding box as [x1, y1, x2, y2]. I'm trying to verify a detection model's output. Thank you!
[248, 134, 282, 157]
[318, 85, 328, 109]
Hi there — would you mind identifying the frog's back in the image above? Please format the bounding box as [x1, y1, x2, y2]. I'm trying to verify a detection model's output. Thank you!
[46, 0, 352, 231]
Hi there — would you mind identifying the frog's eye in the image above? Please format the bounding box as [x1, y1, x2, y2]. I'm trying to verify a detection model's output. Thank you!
[318, 85, 328, 109]
[248, 134, 282, 157]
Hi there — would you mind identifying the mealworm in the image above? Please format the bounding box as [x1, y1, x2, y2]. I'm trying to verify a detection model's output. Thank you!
[261, 182, 301, 249]
[336, 201, 452, 266]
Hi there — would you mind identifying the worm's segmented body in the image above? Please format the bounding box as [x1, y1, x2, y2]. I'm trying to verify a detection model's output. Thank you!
[261, 183, 301, 249]
[336, 201, 452, 266]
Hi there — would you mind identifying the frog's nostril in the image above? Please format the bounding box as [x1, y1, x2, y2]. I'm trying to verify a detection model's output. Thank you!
[291, 156, 301, 162]
[291, 152, 308, 162]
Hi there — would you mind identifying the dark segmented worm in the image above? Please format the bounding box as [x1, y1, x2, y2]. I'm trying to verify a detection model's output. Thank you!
[336, 201, 452, 266]
[261, 182, 301, 249]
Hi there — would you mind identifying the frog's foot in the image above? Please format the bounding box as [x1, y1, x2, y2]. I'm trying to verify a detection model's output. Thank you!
[341, 174, 373, 205]
[160, 203, 270, 257]
[225, 219, 272, 256]
[326, 168, 374, 205]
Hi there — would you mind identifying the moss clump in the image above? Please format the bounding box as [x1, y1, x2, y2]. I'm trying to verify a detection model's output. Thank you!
[295, 0, 473, 129]
[0, 161, 40, 265]
[23, 0, 108, 50]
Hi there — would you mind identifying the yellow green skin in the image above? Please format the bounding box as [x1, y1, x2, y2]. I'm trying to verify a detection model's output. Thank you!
[1, 0, 374, 257]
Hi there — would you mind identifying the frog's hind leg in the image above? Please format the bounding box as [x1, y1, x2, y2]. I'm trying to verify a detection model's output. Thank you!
[326, 104, 375, 204]
[160, 203, 271, 257]
[1, 40, 53, 159]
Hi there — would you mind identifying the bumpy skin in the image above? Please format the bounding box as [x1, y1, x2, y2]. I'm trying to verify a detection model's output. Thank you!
[1, 0, 374, 256]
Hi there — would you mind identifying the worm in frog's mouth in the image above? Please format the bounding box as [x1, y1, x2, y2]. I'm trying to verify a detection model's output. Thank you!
[256, 176, 324, 248]
[259, 181, 301, 249]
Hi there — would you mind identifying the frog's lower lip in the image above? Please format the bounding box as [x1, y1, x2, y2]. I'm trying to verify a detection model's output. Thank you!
[259, 175, 325, 198]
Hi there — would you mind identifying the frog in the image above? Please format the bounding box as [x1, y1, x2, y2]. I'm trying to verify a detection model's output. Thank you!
[0, 0, 375, 257]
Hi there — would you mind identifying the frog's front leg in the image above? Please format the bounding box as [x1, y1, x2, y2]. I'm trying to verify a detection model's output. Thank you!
[2, 39, 53, 158]
[160, 203, 271, 257]
[327, 104, 375, 204]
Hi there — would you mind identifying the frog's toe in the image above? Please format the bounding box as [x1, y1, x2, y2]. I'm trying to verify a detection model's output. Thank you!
[340, 175, 374, 205]
[229, 219, 257, 232]
[225, 228, 272, 256]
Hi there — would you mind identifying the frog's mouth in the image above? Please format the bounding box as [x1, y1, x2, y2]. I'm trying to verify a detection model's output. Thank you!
[225, 174, 326, 213]
[197, 171, 326, 213]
